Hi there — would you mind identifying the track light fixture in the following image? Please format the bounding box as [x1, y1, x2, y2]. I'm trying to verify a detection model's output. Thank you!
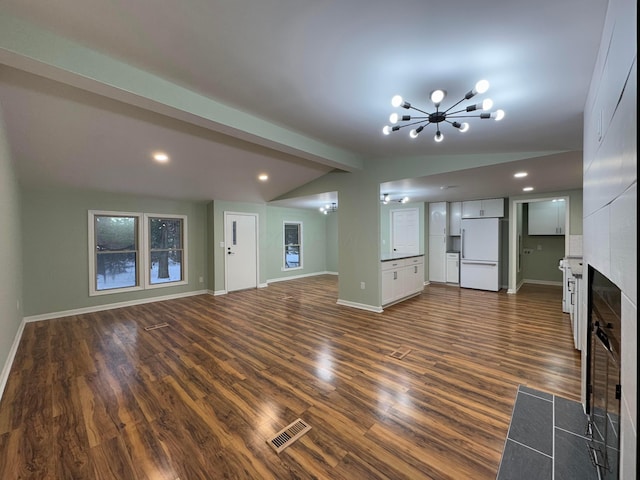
[381, 194, 410, 204]
[319, 202, 337, 214]
[382, 80, 504, 142]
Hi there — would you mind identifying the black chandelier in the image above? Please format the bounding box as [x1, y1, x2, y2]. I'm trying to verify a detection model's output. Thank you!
[382, 80, 504, 142]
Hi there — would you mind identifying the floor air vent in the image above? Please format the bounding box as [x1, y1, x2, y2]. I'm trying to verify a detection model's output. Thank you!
[267, 418, 311, 453]
[388, 347, 411, 360]
[144, 322, 170, 331]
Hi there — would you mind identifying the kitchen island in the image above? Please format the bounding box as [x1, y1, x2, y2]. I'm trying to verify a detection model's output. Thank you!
[381, 254, 424, 307]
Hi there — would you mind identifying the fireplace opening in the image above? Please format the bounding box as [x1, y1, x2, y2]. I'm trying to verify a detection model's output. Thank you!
[586, 266, 621, 479]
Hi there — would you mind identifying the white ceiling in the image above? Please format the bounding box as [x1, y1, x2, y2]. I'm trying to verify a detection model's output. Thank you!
[0, 0, 608, 208]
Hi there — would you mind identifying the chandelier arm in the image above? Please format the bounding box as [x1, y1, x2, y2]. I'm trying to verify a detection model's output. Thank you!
[441, 97, 467, 114]
[399, 105, 430, 115]
[445, 114, 486, 119]
[395, 119, 432, 129]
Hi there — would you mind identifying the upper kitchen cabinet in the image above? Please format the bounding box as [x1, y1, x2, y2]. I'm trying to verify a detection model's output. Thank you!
[528, 199, 566, 235]
[429, 202, 448, 236]
[449, 201, 462, 236]
[462, 198, 505, 218]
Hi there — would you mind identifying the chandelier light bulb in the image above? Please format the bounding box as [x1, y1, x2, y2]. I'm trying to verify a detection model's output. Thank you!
[430, 89, 445, 105]
[475, 80, 490, 94]
[409, 129, 419, 139]
[389, 113, 400, 124]
[493, 109, 505, 121]
[391, 95, 403, 107]
[382, 125, 391, 135]
[434, 131, 444, 142]
[482, 98, 494, 110]
[459, 122, 470, 132]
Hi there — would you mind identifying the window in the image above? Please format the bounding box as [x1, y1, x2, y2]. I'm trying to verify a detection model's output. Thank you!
[89, 211, 142, 295]
[284, 222, 302, 270]
[146, 214, 187, 287]
[89, 210, 187, 295]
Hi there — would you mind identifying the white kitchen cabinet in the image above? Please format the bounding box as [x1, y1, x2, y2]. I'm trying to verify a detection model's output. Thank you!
[461, 198, 504, 218]
[429, 202, 448, 283]
[405, 256, 425, 293]
[449, 202, 461, 236]
[428, 235, 447, 283]
[429, 202, 448, 235]
[381, 256, 424, 306]
[528, 200, 566, 235]
[446, 252, 460, 284]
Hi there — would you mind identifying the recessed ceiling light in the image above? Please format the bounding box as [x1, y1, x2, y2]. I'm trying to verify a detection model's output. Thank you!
[258, 173, 269, 181]
[153, 152, 169, 163]
[523, 186, 534, 192]
[514, 172, 528, 178]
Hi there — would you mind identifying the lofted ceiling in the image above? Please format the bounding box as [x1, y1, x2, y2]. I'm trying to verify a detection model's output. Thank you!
[0, 0, 608, 208]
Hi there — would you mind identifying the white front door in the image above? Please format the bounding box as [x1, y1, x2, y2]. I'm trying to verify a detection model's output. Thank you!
[225, 212, 258, 292]
[391, 208, 419, 254]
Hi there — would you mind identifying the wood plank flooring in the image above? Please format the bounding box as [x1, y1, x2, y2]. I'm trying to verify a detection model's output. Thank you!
[0, 276, 581, 479]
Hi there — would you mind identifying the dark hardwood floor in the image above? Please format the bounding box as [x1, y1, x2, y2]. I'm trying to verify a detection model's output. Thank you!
[0, 276, 581, 479]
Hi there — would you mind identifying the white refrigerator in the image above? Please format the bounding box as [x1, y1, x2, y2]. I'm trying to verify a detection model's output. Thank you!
[460, 217, 500, 291]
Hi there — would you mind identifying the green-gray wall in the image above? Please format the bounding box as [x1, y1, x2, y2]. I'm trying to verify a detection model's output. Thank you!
[0, 102, 23, 393]
[21, 187, 209, 317]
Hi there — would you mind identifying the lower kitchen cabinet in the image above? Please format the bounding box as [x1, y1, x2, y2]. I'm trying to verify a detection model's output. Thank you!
[381, 256, 424, 306]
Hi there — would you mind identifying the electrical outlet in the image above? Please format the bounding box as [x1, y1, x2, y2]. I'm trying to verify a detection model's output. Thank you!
[360, 282, 365, 290]
[199, 276, 204, 283]
[537, 244, 542, 251]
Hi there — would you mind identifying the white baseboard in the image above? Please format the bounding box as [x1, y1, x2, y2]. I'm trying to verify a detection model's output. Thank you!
[266, 270, 337, 284]
[336, 299, 383, 313]
[0, 317, 26, 404]
[23, 289, 209, 323]
[523, 279, 562, 286]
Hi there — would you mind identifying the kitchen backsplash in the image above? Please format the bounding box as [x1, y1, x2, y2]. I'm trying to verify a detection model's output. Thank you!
[568, 235, 583, 257]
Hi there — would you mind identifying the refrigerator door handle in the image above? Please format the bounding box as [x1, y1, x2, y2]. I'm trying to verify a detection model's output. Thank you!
[461, 229, 465, 259]
[461, 261, 497, 266]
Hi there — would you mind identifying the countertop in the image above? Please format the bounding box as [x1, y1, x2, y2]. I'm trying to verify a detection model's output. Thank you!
[381, 253, 424, 262]
[564, 257, 583, 277]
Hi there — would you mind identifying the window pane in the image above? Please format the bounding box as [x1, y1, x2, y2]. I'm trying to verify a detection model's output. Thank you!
[285, 245, 300, 267]
[150, 218, 182, 249]
[96, 216, 137, 251]
[150, 251, 183, 284]
[284, 224, 299, 245]
[96, 252, 137, 290]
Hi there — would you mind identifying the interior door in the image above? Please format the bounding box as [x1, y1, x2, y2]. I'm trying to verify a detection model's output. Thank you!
[225, 212, 258, 292]
[391, 208, 419, 254]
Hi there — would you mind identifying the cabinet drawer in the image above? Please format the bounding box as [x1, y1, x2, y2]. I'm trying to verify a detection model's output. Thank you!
[381, 259, 405, 271]
[405, 256, 424, 266]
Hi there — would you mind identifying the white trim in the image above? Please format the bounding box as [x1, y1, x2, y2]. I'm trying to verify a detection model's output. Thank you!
[336, 299, 383, 313]
[522, 279, 563, 286]
[283, 220, 303, 270]
[508, 195, 570, 294]
[23, 290, 208, 323]
[0, 318, 26, 404]
[211, 289, 227, 296]
[88, 210, 143, 296]
[267, 270, 335, 284]
[143, 213, 188, 289]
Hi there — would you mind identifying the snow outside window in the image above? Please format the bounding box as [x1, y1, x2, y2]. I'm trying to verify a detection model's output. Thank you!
[284, 222, 302, 270]
[89, 211, 188, 296]
[89, 211, 142, 295]
[146, 214, 187, 288]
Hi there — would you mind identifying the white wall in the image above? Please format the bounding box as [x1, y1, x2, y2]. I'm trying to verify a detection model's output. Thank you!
[583, 0, 636, 476]
[0, 101, 24, 400]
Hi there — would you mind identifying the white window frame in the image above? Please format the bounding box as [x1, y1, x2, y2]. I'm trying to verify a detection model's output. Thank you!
[143, 213, 188, 289]
[283, 221, 303, 271]
[88, 210, 143, 296]
[89, 210, 189, 296]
